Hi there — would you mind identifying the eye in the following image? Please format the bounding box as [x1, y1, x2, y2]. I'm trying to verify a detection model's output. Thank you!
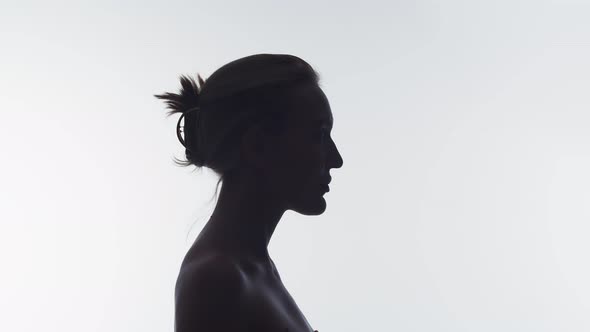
[318, 128, 329, 142]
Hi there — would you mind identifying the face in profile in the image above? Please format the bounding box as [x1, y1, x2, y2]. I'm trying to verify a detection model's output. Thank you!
[262, 84, 344, 215]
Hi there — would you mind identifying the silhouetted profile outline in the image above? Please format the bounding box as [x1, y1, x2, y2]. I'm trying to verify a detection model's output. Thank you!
[155, 53, 343, 332]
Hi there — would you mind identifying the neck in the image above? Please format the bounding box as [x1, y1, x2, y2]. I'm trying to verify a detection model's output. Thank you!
[197, 171, 287, 261]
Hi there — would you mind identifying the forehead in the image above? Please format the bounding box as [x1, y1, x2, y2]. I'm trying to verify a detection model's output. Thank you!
[286, 84, 333, 128]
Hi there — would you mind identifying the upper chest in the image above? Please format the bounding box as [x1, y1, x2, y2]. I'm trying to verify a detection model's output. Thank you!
[181, 247, 316, 332]
[240, 265, 315, 332]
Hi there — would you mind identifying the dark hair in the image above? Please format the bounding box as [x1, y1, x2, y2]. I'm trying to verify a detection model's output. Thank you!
[155, 54, 320, 197]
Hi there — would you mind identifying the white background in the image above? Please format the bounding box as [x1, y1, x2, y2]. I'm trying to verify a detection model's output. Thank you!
[2, 1, 590, 331]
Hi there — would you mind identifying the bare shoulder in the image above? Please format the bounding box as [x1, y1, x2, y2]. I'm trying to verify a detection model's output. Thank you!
[176, 253, 246, 293]
[174, 253, 248, 332]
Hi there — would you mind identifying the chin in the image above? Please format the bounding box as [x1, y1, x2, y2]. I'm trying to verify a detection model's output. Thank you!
[292, 198, 327, 216]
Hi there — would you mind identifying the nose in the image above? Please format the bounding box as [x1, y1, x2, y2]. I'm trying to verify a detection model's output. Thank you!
[328, 139, 344, 169]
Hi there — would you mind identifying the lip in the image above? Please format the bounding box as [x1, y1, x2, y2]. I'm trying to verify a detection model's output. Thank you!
[321, 184, 330, 192]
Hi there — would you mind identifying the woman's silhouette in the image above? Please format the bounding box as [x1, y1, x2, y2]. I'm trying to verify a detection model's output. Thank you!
[155, 54, 343, 332]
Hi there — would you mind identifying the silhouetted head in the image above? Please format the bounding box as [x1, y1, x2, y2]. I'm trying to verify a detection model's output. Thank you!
[155, 54, 343, 215]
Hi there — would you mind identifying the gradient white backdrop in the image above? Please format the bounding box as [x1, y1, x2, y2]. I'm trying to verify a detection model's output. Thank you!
[2, 0, 590, 331]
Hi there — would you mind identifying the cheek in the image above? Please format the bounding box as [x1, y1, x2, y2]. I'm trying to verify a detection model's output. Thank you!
[268, 131, 321, 192]
[279, 145, 322, 191]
